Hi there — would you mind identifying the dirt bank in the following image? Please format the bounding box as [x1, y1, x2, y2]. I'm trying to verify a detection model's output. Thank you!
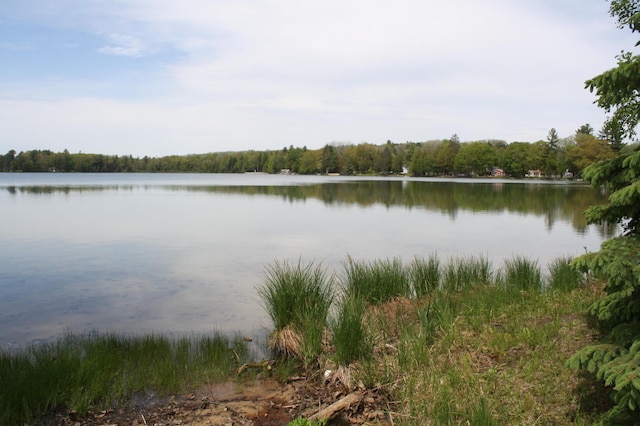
[39, 376, 393, 425]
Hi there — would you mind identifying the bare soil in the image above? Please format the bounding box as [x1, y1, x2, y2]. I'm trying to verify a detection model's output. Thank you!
[38, 377, 393, 426]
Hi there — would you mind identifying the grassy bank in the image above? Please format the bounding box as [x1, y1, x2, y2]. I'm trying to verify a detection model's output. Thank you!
[260, 255, 607, 425]
[1, 255, 606, 425]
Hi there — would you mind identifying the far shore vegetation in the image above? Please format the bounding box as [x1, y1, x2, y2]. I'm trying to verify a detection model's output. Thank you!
[4, 128, 637, 178]
[0, 254, 612, 425]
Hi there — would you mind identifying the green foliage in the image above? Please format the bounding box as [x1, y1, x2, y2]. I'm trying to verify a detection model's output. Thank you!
[567, 134, 617, 174]
[581, 145, 640, 235]
[568, 4, 640, 418]
[6, 134, 613, 177]
[571, 236, 640, 336]
[454, 142, 499, 176]
[502, 142, 536, 177]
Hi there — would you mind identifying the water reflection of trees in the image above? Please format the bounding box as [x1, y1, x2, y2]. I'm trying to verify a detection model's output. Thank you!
[4, 180, 614, 237]
[175, 181, 613, 237]
[3, 185, 131, 194]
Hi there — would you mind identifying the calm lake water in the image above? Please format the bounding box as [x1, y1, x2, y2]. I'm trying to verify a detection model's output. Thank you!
[0, 173, 613, 348]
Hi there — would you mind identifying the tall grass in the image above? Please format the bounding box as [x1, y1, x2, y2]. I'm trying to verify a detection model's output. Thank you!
[257, 260, 333, 362]
[441, 255, 492, 291]
[410, 254, 440, 298]
[330, 295, 371, 365]
[502, 255, 542, 291]
[342, 257, 411, 304]
[548, 255, 583, 291]
[0, 332, 249, 425]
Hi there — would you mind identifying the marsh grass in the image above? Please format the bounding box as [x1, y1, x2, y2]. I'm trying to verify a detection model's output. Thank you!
[330, 295, 371, 365]
[410, 254, 440, 298]
[502, 255, 542, 291]
[342, 257, 411, 304]
[257, 260, 333, 361]
[548, 255, 584, 291]
[441, 255, 492, 291]
[0, 332, 249, 425]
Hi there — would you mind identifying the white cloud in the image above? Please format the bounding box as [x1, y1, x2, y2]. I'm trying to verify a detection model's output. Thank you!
[98, 33, 145, 57]
[0, 0, 636, 155]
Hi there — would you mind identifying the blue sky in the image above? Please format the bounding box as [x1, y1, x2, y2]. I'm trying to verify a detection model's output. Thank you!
[0, 0, 637, 157]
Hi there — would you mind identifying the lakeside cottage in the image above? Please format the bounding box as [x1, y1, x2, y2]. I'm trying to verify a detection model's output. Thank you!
[491, 167, 505, 177]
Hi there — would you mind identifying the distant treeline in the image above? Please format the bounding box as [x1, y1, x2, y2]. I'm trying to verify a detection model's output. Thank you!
[2, 131, 629, 177]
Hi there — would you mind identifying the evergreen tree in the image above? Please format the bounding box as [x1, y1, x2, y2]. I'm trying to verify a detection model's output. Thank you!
[567, 1, 640, 422]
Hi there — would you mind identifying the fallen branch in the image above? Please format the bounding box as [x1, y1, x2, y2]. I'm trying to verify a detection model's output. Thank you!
[237, 359, 274, 375]
[308, 391, 363, 422]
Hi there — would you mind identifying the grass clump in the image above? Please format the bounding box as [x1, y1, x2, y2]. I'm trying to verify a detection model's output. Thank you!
[342, 256, 411, 304]
[330, 295, 371, 365]
[548, 255, 584, 291]
[441, 255, 492, 292]
[410, 254, 440, 298]
[0, 332, 249, 425]
[502, 255, 542, 291]
[257, 260, 333, 363]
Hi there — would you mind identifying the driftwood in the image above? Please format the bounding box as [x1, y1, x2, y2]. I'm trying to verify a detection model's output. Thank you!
[236, 359, 274, 375]
[308, 391, 364, 422]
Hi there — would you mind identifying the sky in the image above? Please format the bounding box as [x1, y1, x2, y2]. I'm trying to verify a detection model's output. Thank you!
[0, 0, 638, 157]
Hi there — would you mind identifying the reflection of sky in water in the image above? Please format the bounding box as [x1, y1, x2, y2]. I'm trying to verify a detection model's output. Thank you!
[0, 174, 611, 348]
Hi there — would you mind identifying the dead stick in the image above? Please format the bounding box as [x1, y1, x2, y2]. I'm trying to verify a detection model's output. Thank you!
[308, 392, 363, 422]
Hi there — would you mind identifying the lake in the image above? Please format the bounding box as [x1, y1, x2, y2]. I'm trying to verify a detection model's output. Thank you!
[0, 173, 613, 349]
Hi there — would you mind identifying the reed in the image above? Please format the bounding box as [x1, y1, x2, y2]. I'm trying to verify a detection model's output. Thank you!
[342, 257, 411, 304]
[441, 255, 493, 292]
[0, 332, 248, 425]
[502, 255, 542, 291]
[548, 255, 583, 291]
[257, 260, 333, 360]
[330, 295, 371, 365]
[410, 254, 440, 298]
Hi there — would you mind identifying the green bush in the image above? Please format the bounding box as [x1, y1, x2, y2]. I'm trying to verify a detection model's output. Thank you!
[566, 129, 640, 419]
